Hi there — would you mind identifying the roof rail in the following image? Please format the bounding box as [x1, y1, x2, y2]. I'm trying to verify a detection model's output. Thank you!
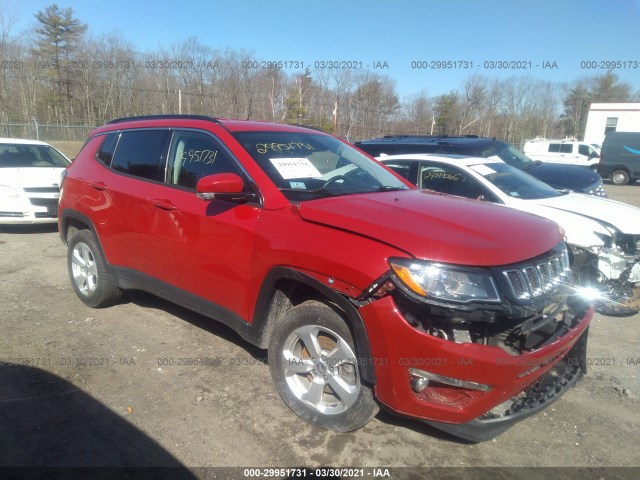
[106, 114, 223, 125]
[377, 134, 480, 140]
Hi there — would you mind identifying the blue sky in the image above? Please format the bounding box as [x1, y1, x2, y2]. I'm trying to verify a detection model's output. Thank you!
[5, 0, 640, 98]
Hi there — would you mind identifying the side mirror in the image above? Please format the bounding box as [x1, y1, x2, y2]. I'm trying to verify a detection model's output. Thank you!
[196, 173, 258, 203]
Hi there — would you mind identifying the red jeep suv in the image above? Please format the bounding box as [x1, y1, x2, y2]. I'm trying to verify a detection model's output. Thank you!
[58, 115, 593, 442]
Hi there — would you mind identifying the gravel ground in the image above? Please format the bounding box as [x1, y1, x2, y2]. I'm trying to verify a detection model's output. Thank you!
[0, 183, 638, 478]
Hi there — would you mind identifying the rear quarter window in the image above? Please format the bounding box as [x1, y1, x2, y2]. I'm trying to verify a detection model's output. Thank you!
[95, 133, 119, 167]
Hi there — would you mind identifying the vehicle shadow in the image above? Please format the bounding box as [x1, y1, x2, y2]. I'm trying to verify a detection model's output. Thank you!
[0, 363, 196, 472]
[126, 290, 268, 363]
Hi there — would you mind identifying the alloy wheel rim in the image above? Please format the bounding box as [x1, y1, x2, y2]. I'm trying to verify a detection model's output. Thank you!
[71, 242, 98, 296]
[282, 324, 360, 415]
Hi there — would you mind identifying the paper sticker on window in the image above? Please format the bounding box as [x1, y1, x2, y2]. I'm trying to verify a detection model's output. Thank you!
[486, 155, 501, 162]
[270, 158, 322, 179]
[469, 164, 496, 176]
[289, 181, 306, 189]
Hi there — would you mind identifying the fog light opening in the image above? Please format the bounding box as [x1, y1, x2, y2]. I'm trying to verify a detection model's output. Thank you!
[409, 368, 492, 392]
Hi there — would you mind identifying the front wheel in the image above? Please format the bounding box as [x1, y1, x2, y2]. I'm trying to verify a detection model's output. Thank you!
[268, 301, 378, 432]
[611, 169, 630, 185]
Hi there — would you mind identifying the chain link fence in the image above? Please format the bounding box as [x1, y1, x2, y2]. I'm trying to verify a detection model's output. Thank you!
[0, 123, 95, 159]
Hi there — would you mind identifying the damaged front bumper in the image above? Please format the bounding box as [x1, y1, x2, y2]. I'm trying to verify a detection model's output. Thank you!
[423, 328, 588, 442]
[359, 294, 593, 442]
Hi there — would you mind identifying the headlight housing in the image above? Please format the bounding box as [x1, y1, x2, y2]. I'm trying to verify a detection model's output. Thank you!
[389, 258, 501, 304]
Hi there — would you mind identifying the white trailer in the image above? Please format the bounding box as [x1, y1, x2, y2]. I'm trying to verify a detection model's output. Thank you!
[584, 103, 640, 146]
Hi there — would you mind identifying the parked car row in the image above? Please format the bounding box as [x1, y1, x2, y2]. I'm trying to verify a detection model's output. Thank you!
[355, 134, 608, 196]
[517, 132, 640, 186]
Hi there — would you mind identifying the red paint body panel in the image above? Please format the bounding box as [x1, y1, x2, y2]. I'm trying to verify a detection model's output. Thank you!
[298, 190, 562, 266]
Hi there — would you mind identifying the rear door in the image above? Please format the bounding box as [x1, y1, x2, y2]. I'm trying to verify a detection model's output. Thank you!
[84, 129, 171, 273]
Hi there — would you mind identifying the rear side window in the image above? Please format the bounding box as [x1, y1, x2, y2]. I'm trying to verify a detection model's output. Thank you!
[559, 144, 573, 153]
[548, 144, 560, 153]
[111, 130, 170, 181]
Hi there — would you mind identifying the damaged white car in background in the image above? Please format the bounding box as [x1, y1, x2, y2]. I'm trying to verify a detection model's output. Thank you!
[378, 154, 640, 315]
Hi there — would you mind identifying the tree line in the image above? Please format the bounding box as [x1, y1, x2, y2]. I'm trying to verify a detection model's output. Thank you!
[1, 4, 638, 145]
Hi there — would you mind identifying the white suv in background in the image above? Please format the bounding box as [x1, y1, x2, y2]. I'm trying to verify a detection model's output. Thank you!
[0, 138, 71, 224]
[523, 138, 600, 170]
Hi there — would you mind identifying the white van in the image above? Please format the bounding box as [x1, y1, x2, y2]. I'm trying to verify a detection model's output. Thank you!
[523, 138, 600, 169]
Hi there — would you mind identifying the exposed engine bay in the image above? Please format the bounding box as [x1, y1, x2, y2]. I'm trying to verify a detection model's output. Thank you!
[571, 233, 640, 316]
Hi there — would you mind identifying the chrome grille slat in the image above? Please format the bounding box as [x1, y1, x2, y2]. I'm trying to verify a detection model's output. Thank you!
[502, 246, 571, 302]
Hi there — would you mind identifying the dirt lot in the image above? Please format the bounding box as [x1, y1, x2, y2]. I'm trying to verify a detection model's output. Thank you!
[1, 183, 639, 478]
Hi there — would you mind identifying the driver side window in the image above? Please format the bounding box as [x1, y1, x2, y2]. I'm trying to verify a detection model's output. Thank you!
[168, 131, 241, 189]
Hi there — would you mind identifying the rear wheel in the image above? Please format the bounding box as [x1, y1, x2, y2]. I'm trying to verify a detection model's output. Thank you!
[67, 229, 123, 308]
[268, 301, 378, 432]
[611, 169, 630, 185]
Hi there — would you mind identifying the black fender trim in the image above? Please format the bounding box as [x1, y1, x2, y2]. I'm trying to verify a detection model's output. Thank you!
[252, 267, 376, 385]
[59, 209, 100, 245]
[58, 209, 118, 283]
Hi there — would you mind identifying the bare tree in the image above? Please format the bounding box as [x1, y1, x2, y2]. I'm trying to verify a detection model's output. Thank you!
[458, 74, 488, 135]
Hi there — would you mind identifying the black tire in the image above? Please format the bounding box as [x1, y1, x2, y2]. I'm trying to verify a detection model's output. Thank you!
[67, 229, 123, 308]
[268, 301, 379, 432]
[611, 169, 630, 185]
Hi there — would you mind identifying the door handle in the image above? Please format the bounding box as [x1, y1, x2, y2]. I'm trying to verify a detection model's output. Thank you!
[90, 181, 108, 191]
[152, 199, 176, 211]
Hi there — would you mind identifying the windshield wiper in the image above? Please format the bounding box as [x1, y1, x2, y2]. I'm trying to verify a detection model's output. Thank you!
[278, 187, 341, 197]
[374, 185, 407, 192]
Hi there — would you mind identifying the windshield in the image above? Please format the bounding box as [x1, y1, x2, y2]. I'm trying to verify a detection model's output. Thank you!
[0, 144, 70, 168]
[478, 143, 533, 169]
[469, 162, 563, 199]
[232, 131, 409, 200]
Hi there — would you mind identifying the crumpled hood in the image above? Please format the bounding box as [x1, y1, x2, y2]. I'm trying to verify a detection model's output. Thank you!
[297, 190, 562, 266]
[0, 167, 65, 188]
[535, 193, 640, 235]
